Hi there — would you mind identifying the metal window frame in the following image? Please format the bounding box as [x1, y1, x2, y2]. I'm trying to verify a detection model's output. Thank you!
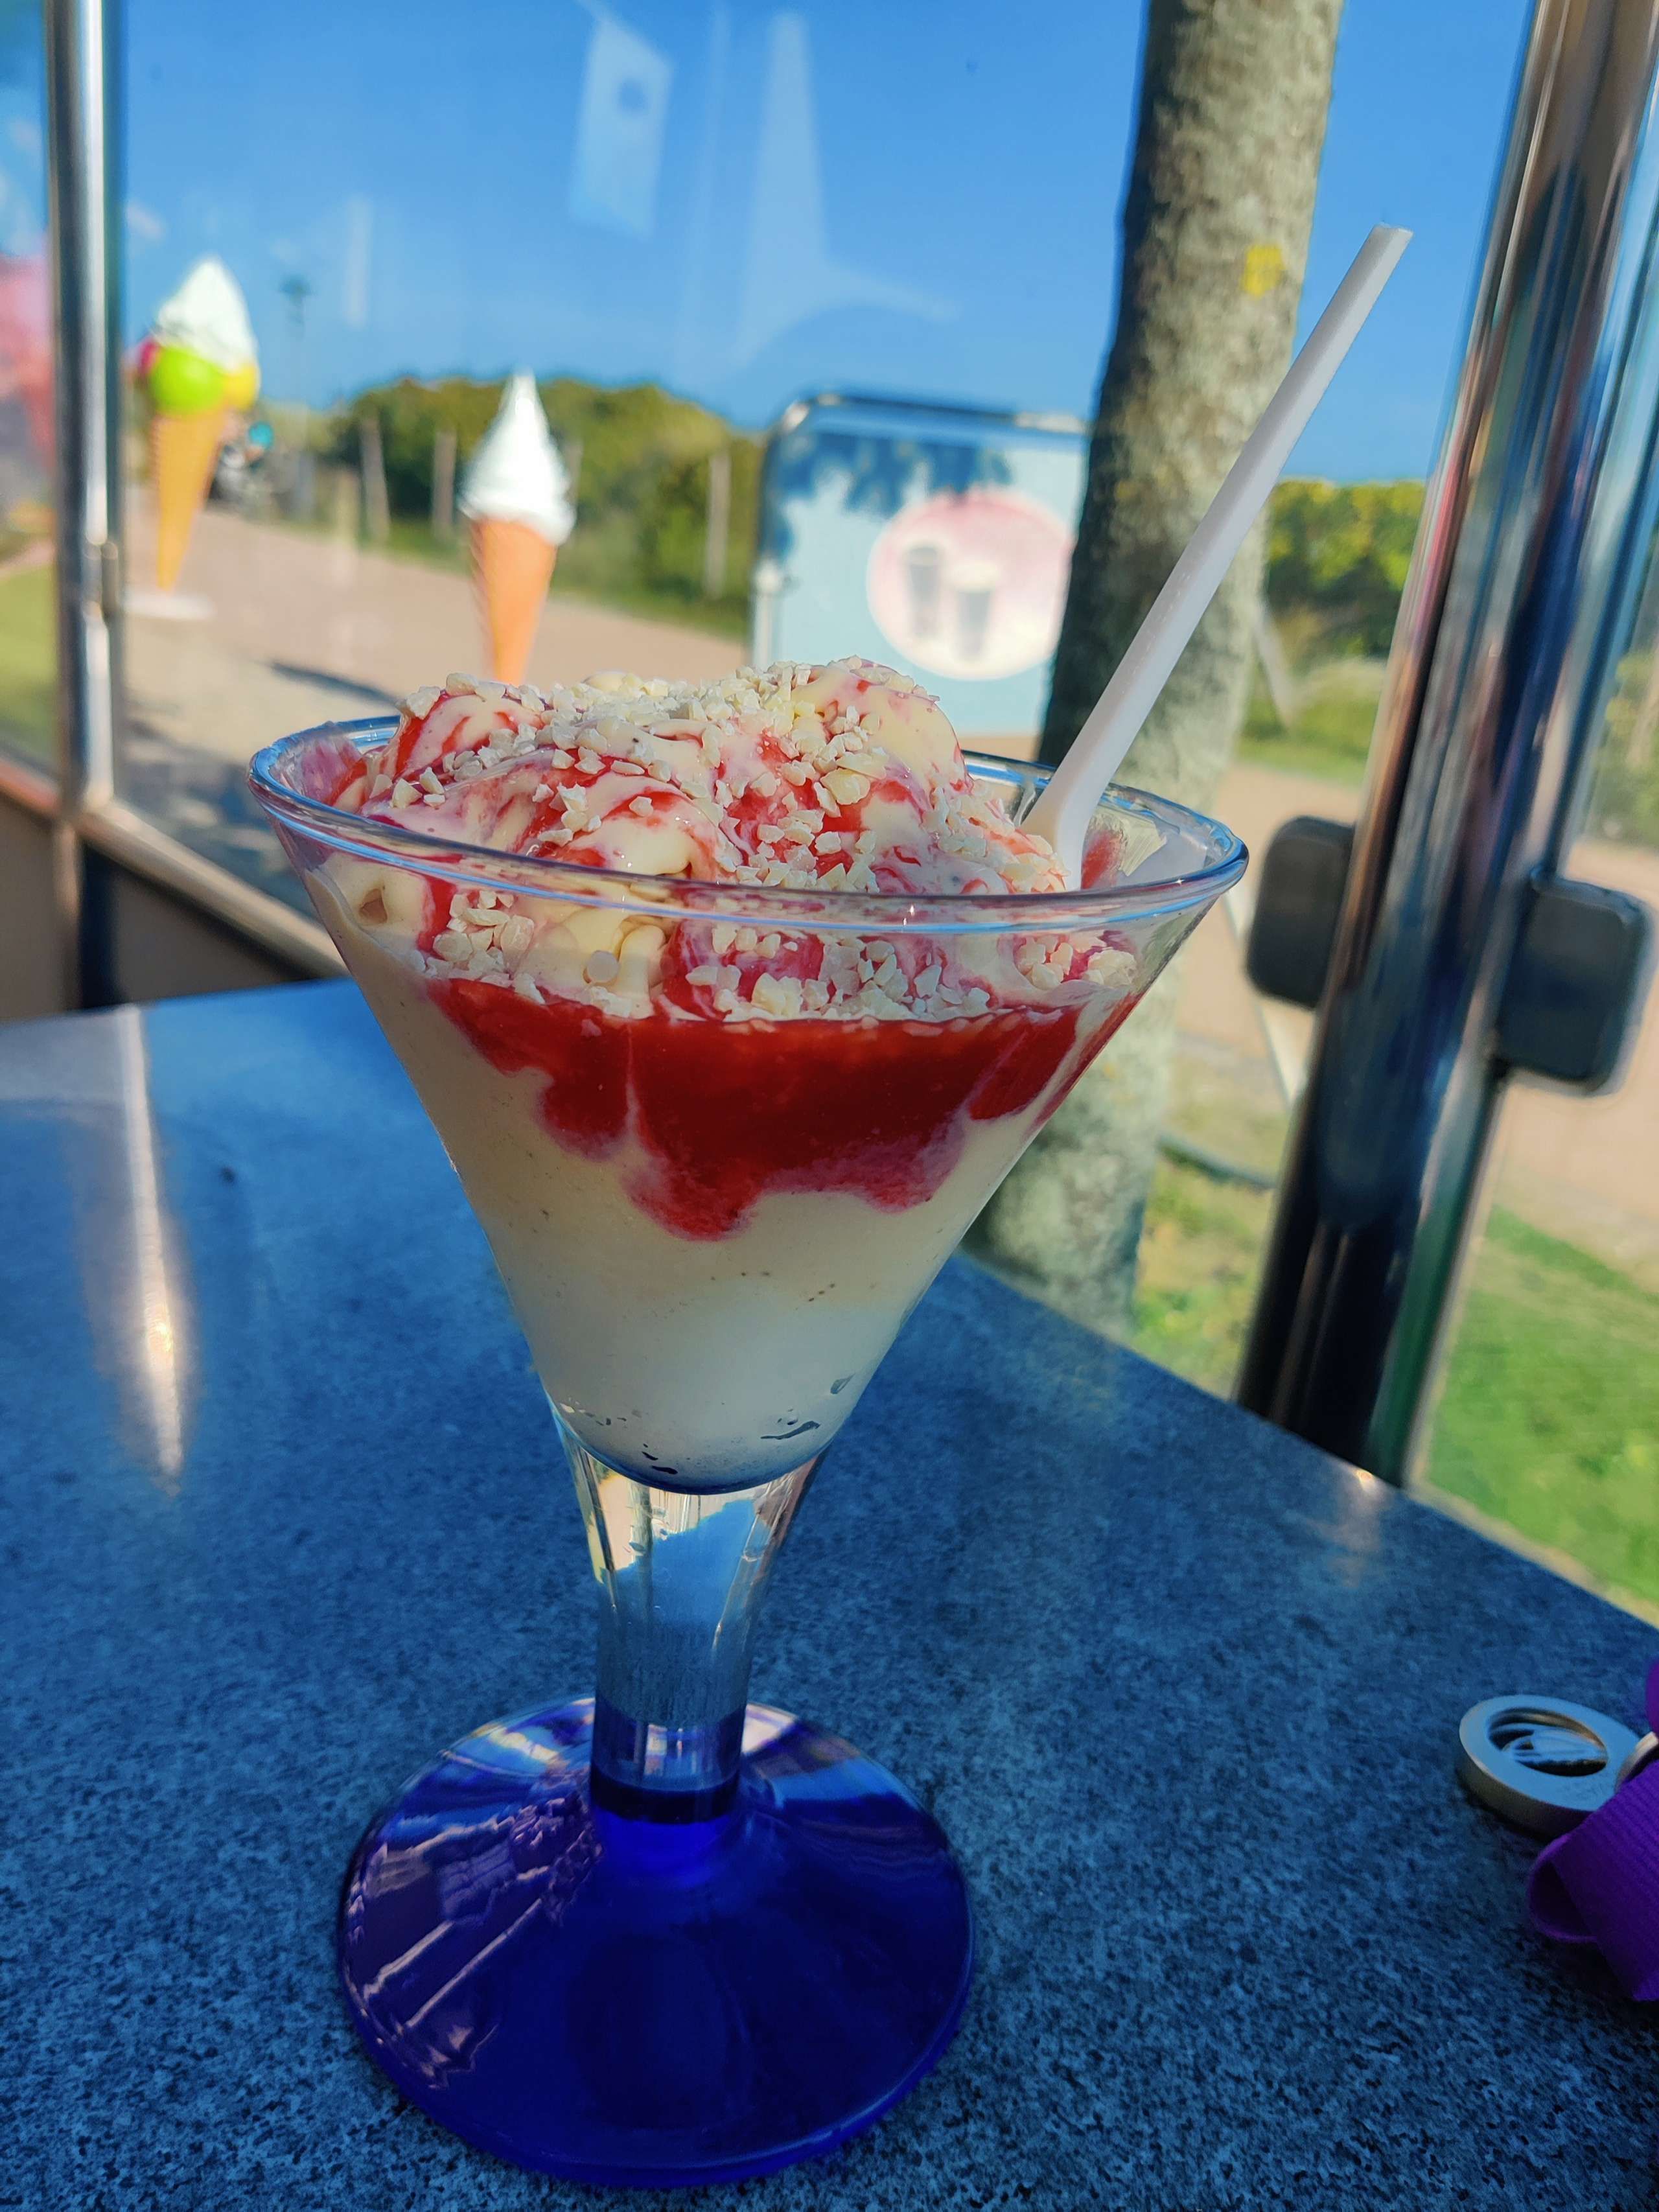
[34, 0, 339, 1000]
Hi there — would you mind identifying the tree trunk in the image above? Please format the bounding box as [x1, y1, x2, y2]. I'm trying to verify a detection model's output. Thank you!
[972, 0, 1344, 1335]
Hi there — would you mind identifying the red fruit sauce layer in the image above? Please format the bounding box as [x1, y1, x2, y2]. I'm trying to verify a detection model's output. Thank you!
[438, 978, 1137, 1240]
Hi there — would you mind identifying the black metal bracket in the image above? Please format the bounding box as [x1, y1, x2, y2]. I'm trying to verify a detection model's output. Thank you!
[1243, 817, 1354, 1016]
[1246, 815, 1654, 1094]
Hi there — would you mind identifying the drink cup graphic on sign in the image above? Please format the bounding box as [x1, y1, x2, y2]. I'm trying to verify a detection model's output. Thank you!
[868, 489, 1071, 684]
[950, 557, 1001, 662]
[903, 541, 944, 637]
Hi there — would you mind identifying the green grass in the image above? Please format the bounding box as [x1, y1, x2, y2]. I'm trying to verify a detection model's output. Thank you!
[1237, 658, 1385, 785]
[1133, 1156, 1268, 1390]
[1133, 1156, 1659, 1612]
[0, 560, 55, 769]
[1425, 1209, 1659, 1607]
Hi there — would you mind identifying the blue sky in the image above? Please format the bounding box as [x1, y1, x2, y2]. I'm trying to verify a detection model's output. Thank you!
[110, 0, 1531, 479]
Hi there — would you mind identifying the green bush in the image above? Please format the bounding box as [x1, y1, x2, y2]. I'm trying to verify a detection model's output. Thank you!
[1265, 478, 1424, 658]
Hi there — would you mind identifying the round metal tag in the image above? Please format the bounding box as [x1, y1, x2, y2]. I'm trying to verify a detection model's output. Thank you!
[1456, 1696, 1641, 1838]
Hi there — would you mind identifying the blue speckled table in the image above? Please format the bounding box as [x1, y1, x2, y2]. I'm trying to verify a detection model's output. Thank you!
[3, 981, 1656, 2210]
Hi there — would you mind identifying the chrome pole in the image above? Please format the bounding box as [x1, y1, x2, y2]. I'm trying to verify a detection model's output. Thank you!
[43, 0, 121, 1007]
[1238, 0, 1659, 1480]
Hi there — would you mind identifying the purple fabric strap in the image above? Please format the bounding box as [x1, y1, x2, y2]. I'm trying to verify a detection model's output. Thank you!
[1527, 1662, 1659, 2001]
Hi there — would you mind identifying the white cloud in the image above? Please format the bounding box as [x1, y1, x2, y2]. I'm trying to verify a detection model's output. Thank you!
[126, 200, 167, 244]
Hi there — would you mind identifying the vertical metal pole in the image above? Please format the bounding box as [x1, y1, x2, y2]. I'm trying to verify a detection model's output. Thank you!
[43, 0, 121, 1008]
[1239, 0, 1659, 1480]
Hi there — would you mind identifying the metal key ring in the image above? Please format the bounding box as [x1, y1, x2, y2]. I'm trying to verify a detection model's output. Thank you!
[1456, 1696, 1643, 1839]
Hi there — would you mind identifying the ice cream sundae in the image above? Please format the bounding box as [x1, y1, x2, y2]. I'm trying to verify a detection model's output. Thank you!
[289, 657, 1157, 1486]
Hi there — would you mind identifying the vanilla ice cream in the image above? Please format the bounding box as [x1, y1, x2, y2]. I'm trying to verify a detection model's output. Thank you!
[459, 373, 575, 546]
[151, 255, 258, 373]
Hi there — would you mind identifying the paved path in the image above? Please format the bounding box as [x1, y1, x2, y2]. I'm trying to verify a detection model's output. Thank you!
[124, 507, 1659, 1277]
[125, 506, 744, 760]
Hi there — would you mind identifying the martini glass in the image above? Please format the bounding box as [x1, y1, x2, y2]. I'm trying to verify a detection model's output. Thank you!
[251, 718, 1245, 2187]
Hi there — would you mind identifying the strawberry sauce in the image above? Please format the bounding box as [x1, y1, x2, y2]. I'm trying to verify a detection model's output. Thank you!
[438, 980, 1137, 1240]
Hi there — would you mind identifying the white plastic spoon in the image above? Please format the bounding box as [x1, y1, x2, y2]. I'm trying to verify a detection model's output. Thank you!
[1025, 224, 1412, 885]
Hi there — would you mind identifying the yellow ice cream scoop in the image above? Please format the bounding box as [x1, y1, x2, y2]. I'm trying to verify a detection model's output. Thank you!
[224, 360, 259, 412]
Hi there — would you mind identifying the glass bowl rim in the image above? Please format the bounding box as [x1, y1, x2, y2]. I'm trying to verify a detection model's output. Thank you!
[249, 716, 1248, 933]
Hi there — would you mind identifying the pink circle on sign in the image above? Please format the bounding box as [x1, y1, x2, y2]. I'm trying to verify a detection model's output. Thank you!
[866, 487, 1074, 683]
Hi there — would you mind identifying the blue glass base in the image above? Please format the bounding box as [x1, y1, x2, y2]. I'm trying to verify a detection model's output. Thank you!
[338, 1698, 975, 2187]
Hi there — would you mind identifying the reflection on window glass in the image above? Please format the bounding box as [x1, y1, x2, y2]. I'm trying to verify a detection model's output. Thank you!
[0, 0, 53, 771]
[117, 0, 1139, 902]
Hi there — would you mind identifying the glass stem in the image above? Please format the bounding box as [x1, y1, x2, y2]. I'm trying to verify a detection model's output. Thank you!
[568, 1438, 818, 1822]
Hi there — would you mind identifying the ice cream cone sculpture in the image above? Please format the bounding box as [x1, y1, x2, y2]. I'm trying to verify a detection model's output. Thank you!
[150, 410, 224, 590]
[470, 518, 556, 685]
[143, 257, 259, 592]
[458, 373, 575, 684]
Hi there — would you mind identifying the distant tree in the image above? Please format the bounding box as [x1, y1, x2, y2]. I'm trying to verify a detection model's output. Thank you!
[974, 0, 1346, 1336]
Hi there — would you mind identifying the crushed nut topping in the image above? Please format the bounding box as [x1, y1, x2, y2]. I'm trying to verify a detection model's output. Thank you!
[329, 658, 1137, 1028]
